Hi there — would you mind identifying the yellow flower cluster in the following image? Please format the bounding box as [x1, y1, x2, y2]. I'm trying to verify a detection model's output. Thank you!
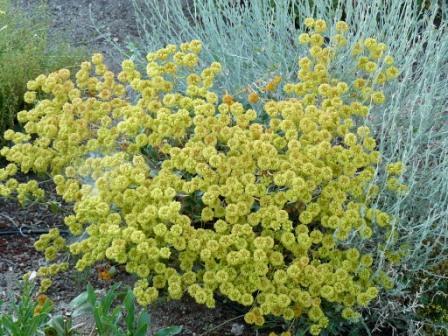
[34, 228, 66, 261]
[0, 21, 405, 335]
[0, 161, 44, 204]
[269, 331, 292, 336]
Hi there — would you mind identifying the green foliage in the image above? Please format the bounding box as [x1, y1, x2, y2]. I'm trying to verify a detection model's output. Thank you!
[415, 269, 448, 336]
[0, 281, 182, 336]
[0, 0, 85, 144]
[44, 315, 79, 336]
[70, 283, 182, 336]
[154, 326, 183, 336]
[0, 280, 52, 336]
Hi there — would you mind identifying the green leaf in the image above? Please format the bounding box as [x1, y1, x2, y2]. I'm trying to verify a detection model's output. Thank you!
[92, 307, 104, 335]
[154, 326, 183, 336]
[46, 315, 66, 335]
[136, 310, 150, 329]
[48, 201, 62, 214]
[72, 302, 92, 318]
[134, 324, 149, 336]
[86, 284, 97, 308]
[2, 316, 20, 336]
[44, 326, 59, 336]
[101, 283, 121, 313]
[102, 320, 122, 336]
[134, 311, 150, 336]
[110, 306, 123, 324]
[69, 291, 89, 309]
[123, 289, 135, 331]
[70, 289, 92, 318]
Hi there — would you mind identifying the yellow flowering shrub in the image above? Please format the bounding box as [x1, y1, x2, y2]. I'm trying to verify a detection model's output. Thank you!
[0, 19, 407, 335]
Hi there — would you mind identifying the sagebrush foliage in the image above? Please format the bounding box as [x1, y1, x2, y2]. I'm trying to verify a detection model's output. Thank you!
[0, 20, 406, 335]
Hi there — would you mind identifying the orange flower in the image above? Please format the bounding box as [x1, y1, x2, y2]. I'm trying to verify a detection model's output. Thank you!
[120, 142, 129, 151]
[98, 267, 112, 281]
[293, 304, 302, 317]
[33, 306, 42, 316]
[263, 75, 282, 92]
[37, 294, 48, 305]
[34, 294, 53, 315]
[222, 92, 234, 105]
[248, 92, 260, 104]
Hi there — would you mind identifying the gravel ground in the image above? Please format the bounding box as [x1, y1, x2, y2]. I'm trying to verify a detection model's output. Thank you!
[15, 0, 140, 71]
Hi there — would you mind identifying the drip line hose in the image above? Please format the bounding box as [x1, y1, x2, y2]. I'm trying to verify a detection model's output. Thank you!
[0, 227, 70, 237]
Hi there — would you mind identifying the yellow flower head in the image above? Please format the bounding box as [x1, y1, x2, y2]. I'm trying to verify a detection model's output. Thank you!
[304, 17, 315, 28]
[335, 21, 349, 33]
[92, 53, 104, 65]
[298, 33, 310, 44]
[314, 19, 327, 33]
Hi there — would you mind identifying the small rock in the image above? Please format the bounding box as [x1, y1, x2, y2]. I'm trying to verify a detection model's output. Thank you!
[230, 323, 245, 336]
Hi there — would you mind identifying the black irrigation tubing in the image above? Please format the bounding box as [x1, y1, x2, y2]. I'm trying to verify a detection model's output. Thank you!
[0, 228, 70, 236]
